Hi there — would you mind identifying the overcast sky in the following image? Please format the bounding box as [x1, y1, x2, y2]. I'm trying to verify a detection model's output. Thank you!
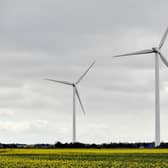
[1, 0, 168, 144]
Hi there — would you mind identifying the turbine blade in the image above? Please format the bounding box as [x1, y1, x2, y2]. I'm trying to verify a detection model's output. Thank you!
[113, 49, 153, 57]
[159, 27, 168, 49]
[159, 52, 168, 68]
[76, 60, 96, 85]
[45, 78, 73, 86]
[75, 87, 85, 115]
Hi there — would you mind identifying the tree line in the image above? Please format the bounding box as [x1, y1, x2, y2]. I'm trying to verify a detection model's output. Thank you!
[1, 142, 168, 148]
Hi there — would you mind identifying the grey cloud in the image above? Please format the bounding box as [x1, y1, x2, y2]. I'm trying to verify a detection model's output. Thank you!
[0, 0, 168, 143]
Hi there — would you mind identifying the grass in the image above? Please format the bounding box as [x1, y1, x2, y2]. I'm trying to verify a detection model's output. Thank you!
[0, 148, 168, 167]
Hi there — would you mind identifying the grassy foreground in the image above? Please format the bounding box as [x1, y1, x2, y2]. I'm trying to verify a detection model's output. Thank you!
[0, 148, 168, 167]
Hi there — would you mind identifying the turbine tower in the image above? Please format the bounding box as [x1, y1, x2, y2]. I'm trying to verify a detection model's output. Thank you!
[113, 27, 168, 147]
[45, 61, 95, 143]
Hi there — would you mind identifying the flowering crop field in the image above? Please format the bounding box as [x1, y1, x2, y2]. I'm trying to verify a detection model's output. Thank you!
[0, 148, 168, 167]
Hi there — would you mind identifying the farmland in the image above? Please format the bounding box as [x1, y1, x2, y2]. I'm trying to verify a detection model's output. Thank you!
[0, 148, 168, 167]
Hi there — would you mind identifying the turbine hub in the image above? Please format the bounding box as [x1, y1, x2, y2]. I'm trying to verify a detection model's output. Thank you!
[72, 83, 75, 87]
[152, 47, 160, 53]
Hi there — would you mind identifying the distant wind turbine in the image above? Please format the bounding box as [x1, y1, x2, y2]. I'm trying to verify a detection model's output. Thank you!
[45, 61, 95, 143]
[113, 27, 168, 147]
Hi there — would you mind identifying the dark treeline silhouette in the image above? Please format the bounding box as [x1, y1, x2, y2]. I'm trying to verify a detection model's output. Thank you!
[0, 142, 168, 148]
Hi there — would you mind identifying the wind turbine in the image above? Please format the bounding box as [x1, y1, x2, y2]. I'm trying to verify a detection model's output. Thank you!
[113, 27, 168, 147]
[45, 61, 95, 143]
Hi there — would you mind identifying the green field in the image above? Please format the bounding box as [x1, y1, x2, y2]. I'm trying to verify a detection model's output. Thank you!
[0, 148, 168, 167]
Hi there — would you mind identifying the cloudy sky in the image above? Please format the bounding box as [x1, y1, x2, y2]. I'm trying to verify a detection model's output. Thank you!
[1, 0, 168, 144]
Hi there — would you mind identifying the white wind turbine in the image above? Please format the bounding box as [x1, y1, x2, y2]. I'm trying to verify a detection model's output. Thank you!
[45, 61, 95, 143]
[113, 27, 168, 147]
